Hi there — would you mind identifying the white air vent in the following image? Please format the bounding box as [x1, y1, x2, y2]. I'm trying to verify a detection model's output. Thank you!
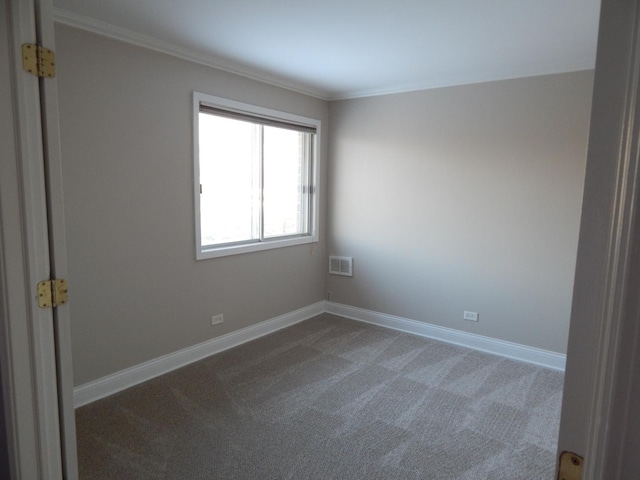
[329, 256, 353, 276]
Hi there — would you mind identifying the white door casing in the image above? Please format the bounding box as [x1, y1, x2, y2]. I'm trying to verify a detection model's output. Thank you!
[558, 1, 640, 479]
[34, 0, 79, 476]
[0, 0, 73, 478]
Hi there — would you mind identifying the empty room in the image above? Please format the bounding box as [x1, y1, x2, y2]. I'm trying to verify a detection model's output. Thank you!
[13, 0, 640, 479]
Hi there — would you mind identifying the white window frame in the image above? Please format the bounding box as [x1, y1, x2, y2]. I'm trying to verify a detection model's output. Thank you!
[193, 92, 320, 259]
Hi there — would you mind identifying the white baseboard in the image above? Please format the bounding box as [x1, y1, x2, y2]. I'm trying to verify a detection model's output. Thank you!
[73, 301, 325, 408]
[74, 300, 566, 407]
[325, 302, 566, 371]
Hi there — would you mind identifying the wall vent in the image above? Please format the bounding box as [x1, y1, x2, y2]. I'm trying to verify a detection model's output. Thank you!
[329, 256, 353, 276]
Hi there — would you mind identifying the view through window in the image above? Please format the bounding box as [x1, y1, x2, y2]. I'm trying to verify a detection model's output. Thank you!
[194, 93, 319, 259]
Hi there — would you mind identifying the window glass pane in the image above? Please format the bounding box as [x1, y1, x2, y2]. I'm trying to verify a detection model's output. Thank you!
[263, 126, 306, 238]
[199, 113, 259, 246]
[195, 92, 319, 259]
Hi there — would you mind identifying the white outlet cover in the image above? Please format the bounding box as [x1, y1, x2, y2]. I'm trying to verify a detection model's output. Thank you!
[463, 311, 479, 322]
[211, 314, 224, 325]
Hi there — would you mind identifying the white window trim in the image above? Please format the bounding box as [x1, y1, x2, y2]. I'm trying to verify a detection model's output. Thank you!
[193, 92, 321, 260]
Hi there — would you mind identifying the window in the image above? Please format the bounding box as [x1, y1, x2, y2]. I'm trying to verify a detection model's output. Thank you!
[194, 93, 320, 259]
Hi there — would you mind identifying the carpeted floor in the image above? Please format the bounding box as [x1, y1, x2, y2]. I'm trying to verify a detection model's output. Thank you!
[76, 313, 563, 479]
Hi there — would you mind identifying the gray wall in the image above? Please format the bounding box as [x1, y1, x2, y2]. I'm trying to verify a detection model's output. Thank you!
[55, 25, 329, 386]
[327, 71, 593, 354]
[1, 0, 13, 474]
[57, 20, 593, 386]
[0, 368, 9, 480]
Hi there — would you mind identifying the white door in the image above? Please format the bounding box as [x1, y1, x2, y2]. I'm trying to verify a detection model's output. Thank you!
[34, 0, 79, 476]
[556, 0, 640, 479]
[0, 0, 77, 478]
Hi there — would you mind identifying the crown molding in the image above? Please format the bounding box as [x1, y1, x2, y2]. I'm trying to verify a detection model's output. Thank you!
[52, 8, 331, 101]
[52, 8, 596, 103]
[330, 66, 596, 101]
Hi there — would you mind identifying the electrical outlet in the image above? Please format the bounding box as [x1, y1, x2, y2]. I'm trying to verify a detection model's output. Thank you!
[211, 314, 224, 326]
[463, 311, 479, 322]
[327, 291, 332, 301]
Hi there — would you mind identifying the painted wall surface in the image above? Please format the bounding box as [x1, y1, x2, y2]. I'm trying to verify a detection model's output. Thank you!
[55, 25, 329, 386]
[328, 71, 593, 354]
[0, 368, 8, 480]
[0, 2, 11, 474]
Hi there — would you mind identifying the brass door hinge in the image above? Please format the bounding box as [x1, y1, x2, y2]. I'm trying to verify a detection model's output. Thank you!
[37, 279, 68, 308]
[22, 43, 56, 78]
[557, 451, 584, 480]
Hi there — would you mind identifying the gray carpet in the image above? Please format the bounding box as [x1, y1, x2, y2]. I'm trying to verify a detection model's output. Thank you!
[76, 314, 563, 479]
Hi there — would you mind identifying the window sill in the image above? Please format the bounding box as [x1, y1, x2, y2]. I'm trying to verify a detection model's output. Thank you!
[196, 234, 318, 260]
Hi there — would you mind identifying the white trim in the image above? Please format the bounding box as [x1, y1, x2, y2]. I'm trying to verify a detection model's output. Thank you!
[74, 300, 567, 407]
[36, 0, 79, 476]
[73, 302, 325, 408]
[52, 8, 330, 101]
[52, 8, 594, 102]
[325, 302, 566, 371]
[198, 236, 318, 260]
[1, 0, 64, 478]
[576, 1, 640, 477]
[328, 68, 595, 101]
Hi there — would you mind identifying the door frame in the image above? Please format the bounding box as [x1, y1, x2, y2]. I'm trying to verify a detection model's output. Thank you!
[557, 1, 640, 478]
[34, 0, 79, 475]
[0, 0, 73, 478]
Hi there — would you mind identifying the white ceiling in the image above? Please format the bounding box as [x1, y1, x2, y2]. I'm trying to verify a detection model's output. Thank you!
[52, 0, 601, 100]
